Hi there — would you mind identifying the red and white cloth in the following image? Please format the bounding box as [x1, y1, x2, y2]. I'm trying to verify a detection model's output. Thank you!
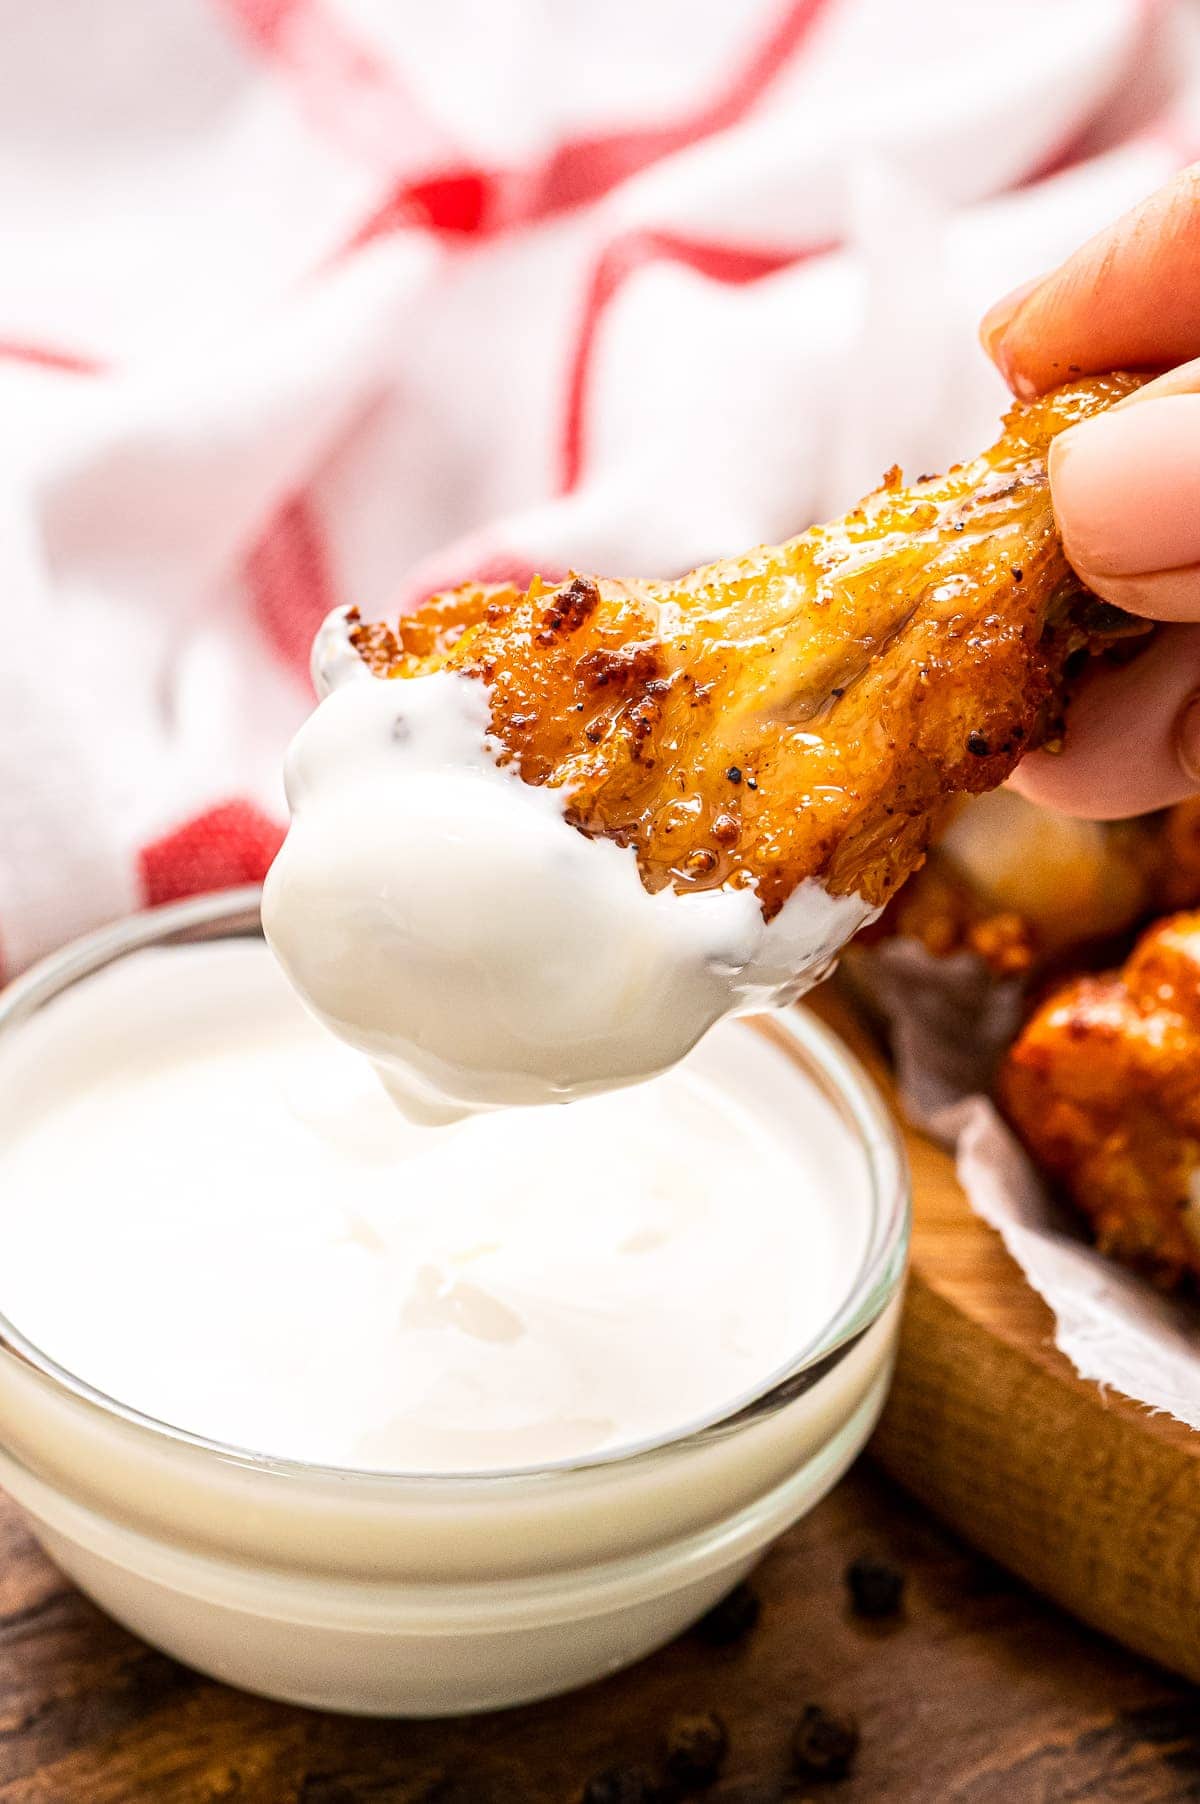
[0, 0, 1196, 974]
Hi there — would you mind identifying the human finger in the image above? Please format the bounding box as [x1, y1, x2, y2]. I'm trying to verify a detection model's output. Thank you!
[1009, 624, 1200, 817]
[981, 166, 1200, 398]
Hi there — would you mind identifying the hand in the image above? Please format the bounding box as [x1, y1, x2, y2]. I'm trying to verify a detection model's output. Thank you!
[980, 166, 1200, 818]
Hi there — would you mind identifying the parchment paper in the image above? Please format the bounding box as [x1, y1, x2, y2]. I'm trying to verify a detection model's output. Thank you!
[847, 940, 1200, 1429]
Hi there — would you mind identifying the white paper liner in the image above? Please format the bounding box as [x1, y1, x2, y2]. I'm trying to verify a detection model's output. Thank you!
[846, 940, 1200, 1429]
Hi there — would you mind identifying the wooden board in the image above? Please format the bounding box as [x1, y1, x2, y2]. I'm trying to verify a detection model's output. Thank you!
[812, 989, 1200, 1689]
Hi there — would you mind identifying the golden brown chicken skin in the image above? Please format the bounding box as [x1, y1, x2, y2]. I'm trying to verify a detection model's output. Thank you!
[1154, 797, 1200, 914]
[865, 797, 1200, 980]
[1000, 913, 1200, 1289]
[352, 374, 1146, 920]
[862, 851, 1039, 977]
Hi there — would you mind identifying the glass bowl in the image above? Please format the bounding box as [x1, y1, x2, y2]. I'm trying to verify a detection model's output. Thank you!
[0, 889, 910, 1715]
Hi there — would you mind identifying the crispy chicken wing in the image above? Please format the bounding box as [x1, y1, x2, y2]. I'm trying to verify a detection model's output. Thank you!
[863, 793, 1197, 979]
[1155, 798, 1200, 914]
[350, 374, 1146, 919]
[1000, 913, 1200, 1288]
[860, 835, 1042, 978]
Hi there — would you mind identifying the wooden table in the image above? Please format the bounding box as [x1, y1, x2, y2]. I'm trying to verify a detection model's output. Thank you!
[1, 1458, 1197, 1804]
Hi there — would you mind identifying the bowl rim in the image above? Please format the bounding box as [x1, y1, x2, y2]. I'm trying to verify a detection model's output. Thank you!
[0, 887, 910, 1490]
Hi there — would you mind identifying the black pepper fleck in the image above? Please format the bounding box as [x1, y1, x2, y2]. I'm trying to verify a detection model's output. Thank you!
[830, 686, 845, 700]
[791, 1705, 860, 1781]
[746, 776, 758, 792]
[694, 1581, 760, 1646]
[846, 1556, 905, 1619]
[725, 766, 742, 784]
[966, 732, 990, 757]
[663, 1712, 728, 1788]
[1010, 566, 1024, 582]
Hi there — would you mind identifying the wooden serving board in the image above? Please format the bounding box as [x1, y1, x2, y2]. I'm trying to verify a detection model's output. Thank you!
[812, 989, 1200, 1687]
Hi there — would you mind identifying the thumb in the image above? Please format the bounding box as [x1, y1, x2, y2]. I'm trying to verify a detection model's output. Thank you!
[1049, 358, 1200, 623]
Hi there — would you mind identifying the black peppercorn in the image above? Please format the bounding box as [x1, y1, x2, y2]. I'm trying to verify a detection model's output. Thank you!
[581, 1765, 658, 1804]
[663, 1711, 728, 1788]
[693, 1581, 760, 1646]
[966, 731, 990, 756]
[725, 766, 742, 784]
[845, 1556, 905, 1619]
[791, 1704, 859, 1781]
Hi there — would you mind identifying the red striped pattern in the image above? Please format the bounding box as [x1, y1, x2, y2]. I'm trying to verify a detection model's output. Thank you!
[558, 43, 1174, 498]
[559, 232, 833, 493]
[345, 0, 836, 244]
[0, 339, 104, 376]
[215, 0, 457, 171]
[246, 492, 339, 677]
[139, 800, 286, 906]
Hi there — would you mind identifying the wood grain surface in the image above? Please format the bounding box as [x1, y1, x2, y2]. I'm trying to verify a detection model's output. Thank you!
[0, 1463, 1198, 1803]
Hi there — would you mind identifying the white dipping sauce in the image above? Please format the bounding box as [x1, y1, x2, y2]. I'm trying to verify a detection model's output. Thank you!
[262, 609, 876, 1123]
[0, 941, 870, 1472]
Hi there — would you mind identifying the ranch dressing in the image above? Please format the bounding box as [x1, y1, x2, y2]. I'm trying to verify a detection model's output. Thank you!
[0, 940, 872, 1472]
[262, 609, 876, 1123]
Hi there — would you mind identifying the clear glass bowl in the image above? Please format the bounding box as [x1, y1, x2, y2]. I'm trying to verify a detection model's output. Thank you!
[0, 889, 910, 1716]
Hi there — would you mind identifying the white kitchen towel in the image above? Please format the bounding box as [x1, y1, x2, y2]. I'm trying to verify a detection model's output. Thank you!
[0, 0, 1195, 973]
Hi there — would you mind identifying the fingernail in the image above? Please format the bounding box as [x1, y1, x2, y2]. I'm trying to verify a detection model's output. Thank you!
[1050, 392, 1200, 579]
[979, 276, 1043, 378]
[1177, 691, 1200, 786]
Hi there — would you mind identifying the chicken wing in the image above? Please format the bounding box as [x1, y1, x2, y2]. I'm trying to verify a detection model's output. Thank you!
[1000, 913, 1200, 1288]
[862, 792, 1190, 979]
[1154, 797, 1200, 915]
[349, 374, 1147, 920]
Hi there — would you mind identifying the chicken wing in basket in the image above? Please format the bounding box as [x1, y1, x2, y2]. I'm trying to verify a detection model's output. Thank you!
[1001, 913, 1200, 1289]
[863, 793, 1200, 979]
